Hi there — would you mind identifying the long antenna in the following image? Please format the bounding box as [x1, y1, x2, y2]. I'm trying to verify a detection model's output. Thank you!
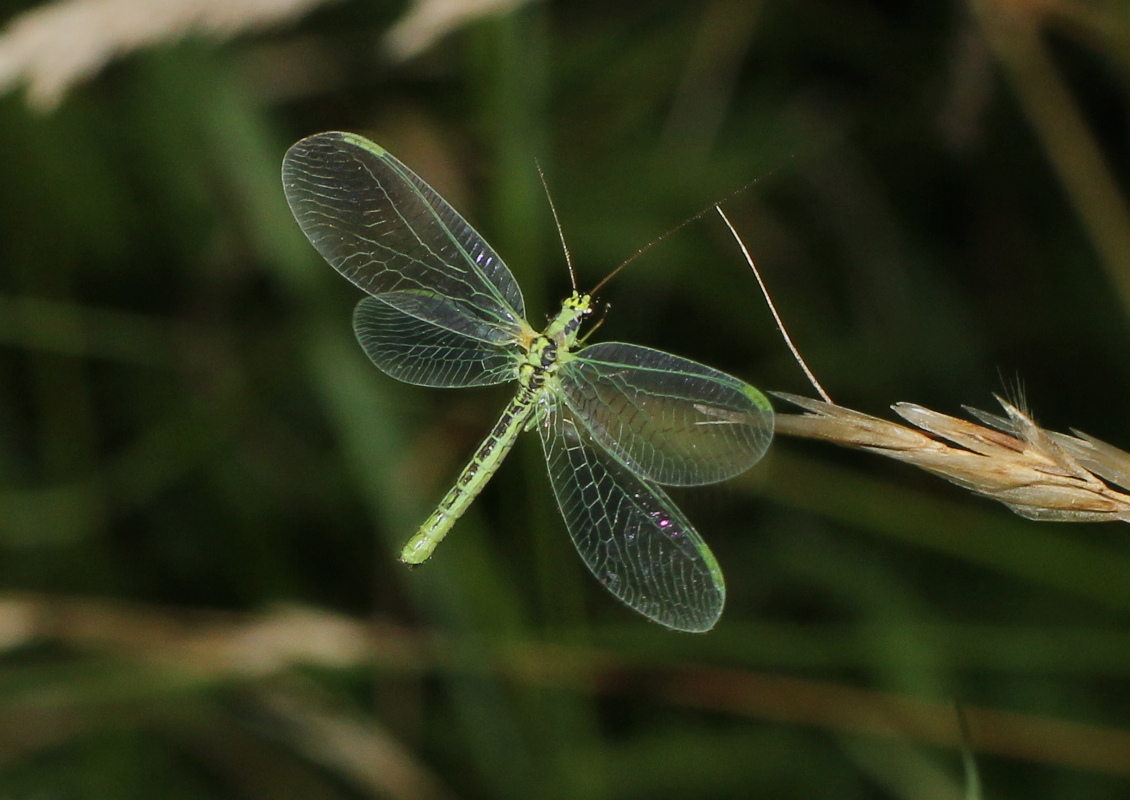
[536, 160, 577, 293]
[589, 175, 775, 297]
[590, 206, 713, 296]
[715, 204, 833, 403]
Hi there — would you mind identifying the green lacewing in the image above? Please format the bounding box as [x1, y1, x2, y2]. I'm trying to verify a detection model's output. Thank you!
[282, 132, 774, 631]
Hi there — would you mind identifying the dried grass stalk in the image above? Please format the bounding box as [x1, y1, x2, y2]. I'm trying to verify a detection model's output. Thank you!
[773, 392, 1130, 523]
[0, 0, 541, 110]
[384, 0, 532, 60]
[0, 0, 337, 110]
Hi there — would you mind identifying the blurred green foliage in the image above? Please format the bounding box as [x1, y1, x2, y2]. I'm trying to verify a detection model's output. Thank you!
[0, 0, 1129, 797]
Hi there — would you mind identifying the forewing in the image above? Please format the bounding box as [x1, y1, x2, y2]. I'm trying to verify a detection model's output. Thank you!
[558, 342, 774, 486]
[282, 131, 527, 338]
[354, 295, 520, 387]
[539, 401, 725, 632]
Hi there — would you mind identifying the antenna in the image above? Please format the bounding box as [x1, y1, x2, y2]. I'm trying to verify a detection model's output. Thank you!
[590, 207, 714, 296]
[589, 175, 777, 297]
[536, 160, 577, 293]
[715, 204, 833, 404]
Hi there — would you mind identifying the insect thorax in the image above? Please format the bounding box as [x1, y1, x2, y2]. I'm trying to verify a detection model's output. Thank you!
[518, 292, 592, 392]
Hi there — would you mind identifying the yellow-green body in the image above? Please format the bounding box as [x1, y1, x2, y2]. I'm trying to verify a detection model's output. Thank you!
[401, 294, 591, 563]
[283, 130, 774, 631]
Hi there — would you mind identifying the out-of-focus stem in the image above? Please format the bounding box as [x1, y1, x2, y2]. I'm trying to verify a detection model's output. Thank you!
[971, 0, 1130, 316]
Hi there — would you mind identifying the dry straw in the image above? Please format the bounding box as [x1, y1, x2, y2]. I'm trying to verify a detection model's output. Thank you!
[0, 0, 535, 110]
[715, 204, 1130, 525]
[773, 393, 1130, 524]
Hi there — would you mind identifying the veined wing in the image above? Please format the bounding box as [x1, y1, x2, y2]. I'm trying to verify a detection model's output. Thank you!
[354, 295, 521, 387]
[558, 342, 773, 486]
[282, 131, 529, 339]
[539, 401, 725, 632]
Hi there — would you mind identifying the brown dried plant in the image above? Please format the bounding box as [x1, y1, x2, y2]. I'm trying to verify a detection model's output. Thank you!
[773, 392, 1130, 524]
[0, 0, 535, 111]
[715, 204, 1130, 525]
[0, 0, 333, 110]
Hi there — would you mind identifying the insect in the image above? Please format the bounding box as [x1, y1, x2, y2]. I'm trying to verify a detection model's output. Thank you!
[282, 132, 774, 631]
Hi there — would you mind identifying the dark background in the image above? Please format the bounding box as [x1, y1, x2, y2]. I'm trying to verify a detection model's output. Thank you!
[1, 0, 1129, 797]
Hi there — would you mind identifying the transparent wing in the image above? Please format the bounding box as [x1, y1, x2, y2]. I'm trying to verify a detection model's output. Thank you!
[558, 342, 774, 486]
[539, 401, 725, 632]
[282, 131, 528, 339]
[354, 295, 521, 387]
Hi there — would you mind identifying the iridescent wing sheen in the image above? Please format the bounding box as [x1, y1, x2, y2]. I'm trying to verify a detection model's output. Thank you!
[557, 342, 774, 486]
[353, 294, 521, 388]
[282, 131, 529, 343]
[539, 401, 726, 632]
